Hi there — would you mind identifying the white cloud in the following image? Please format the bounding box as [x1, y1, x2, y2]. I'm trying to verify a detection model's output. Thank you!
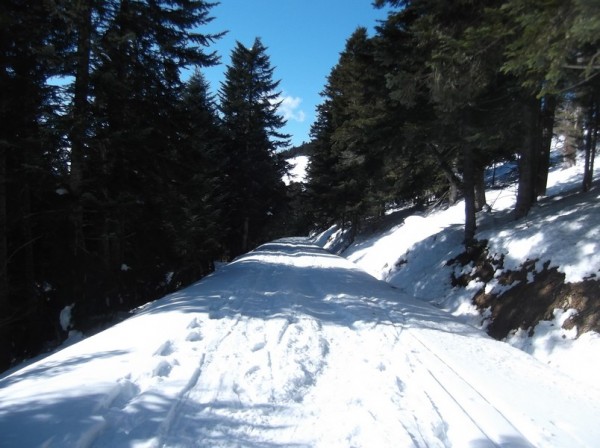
[276, 94, 306, 123]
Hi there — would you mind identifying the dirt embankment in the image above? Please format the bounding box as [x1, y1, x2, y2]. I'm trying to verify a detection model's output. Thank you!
[448, 241, 600, 340]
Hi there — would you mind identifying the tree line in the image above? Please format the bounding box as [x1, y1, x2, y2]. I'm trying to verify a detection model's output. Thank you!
[305, 0, 599, 244]
[0, 0, 293, 371]
[2, 0, 598, 373]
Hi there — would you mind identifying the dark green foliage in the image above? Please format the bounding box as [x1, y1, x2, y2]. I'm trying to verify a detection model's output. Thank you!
[2, 0, 598, 373]
[307, 0, 598, 246]
[0, 1, 299, 372]
[0, 0, 240, 371]
[62, 0, 225, 330]
[307, 28, 406, 231]
[0, 0, 69, 369]
[164, 71, 226, 284]
[501, 0, 600, 96]
[218, 38, 290, 256]
[306, 100, 341, 228]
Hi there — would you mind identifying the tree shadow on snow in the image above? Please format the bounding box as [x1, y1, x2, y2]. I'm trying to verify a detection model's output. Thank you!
[138, 239, 481, 336]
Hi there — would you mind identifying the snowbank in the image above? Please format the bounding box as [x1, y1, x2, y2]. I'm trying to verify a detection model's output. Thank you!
[332, 151, 600, 388]
[2, 239, 599, 446]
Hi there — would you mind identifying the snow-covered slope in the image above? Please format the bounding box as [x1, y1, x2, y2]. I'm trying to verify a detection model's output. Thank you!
[338, 151, 600, 387]
[1, 238, 599, 447]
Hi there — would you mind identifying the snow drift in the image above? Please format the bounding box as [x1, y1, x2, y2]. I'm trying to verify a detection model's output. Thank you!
[1, 238, 599, 447]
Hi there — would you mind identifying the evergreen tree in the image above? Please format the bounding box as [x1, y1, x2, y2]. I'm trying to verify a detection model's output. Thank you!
[307, 28, 407, 235]
[0, 0, 65, 369]
[218, 38, 290, 256]
[165, 70, 225, 284]
[68, 0, 222, 324]
[306, 99, 342, 228]
[373, 6, 450, 206]
[329, 28, 393, 223]
[0, 0, 224, 370]
[498, 0, 600, 206]
[375, 0, 531, 243]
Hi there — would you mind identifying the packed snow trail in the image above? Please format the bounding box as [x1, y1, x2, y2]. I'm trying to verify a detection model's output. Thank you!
[1, 239, 599, 447]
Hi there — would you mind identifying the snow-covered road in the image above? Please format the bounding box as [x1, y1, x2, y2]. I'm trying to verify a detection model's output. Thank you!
[1, 238, 599, 447]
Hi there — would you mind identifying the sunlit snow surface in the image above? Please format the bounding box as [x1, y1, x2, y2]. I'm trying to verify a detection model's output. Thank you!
[2, 238, 600, 447]
[2, 150, 600, 447]
[283, 155, 309, 185]
[343, 151, 600, 389]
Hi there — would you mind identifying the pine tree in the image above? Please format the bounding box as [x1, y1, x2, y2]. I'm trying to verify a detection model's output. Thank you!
[374, 0, 527, 244]
[498, 0, 600, 206]
[306, 100, 343, 228]
[307, 28, 407, 236]
[0, 0, 225, 369]
[373, 7, 449, 206]
[0, 0, 64, 369]
[165, 70, 226, 284]
[330, 28, 393, 223]
[218, 38, 290, 256]
[62, 0, 222, 327]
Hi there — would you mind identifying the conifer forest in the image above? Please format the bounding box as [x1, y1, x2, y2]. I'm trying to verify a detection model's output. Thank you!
[1, 0, 598, 371]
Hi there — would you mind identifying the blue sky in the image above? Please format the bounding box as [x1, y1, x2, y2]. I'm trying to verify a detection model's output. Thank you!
[201, 1, 392, 147]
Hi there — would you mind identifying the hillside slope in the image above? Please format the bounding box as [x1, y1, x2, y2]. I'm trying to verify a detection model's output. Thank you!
[2, 239, 599, 447]
[323, 151, 600, 387]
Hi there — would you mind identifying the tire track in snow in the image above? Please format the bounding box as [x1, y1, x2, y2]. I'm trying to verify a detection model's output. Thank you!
[5, 238, 600, 447]
[154, 313, 250, 446]
[404, 329, 535, 448]
[156, 353, 206, 445]
[269, 316, 330, 403]
[295, 322, 431, 447]
[159, 315, 309, 446]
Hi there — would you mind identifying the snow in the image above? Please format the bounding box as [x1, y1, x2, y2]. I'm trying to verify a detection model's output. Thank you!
[481, 174, 600, 284]
[339, 149, 600, 389]
[504, 308, 600, 387]
[1, 149, 599, 447]
[59, 304, 75, 332]
[283, 155, 309, 185]
[2, 236, 600, 446]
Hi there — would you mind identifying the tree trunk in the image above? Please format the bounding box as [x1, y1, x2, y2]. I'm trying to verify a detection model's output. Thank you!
[242, 216, 249, 253]
[591, 102, 598, 182]
[69, 0, 93, 304]
[583, 110, 592, 192]
[448, 180, 459, 205]
[474, 161, 487, 212]
[429, 144, 462, 205]
[19, 182, 35, 298]
[536, 95, 556, 196]
[462, 144, 476, 246]
[70, 0, 91, 208]
[515, 97, 540, 219]
[0, 143, 9, 372]
[515, 145, 536, 219]
[0, 144, 8, 316]
[583, 98, 598, 192]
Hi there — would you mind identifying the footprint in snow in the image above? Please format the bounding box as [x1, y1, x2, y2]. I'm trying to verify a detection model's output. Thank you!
[187, 317, 201, 329]
[245, 365, 261, 378]
[154, 340, 174, 357]
[153, 360, 173, 378]
[186, 330, 203, 342]
[95, 378, 140, 412]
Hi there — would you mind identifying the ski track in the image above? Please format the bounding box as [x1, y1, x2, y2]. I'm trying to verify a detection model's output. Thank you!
[1, 238, 600, 447]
